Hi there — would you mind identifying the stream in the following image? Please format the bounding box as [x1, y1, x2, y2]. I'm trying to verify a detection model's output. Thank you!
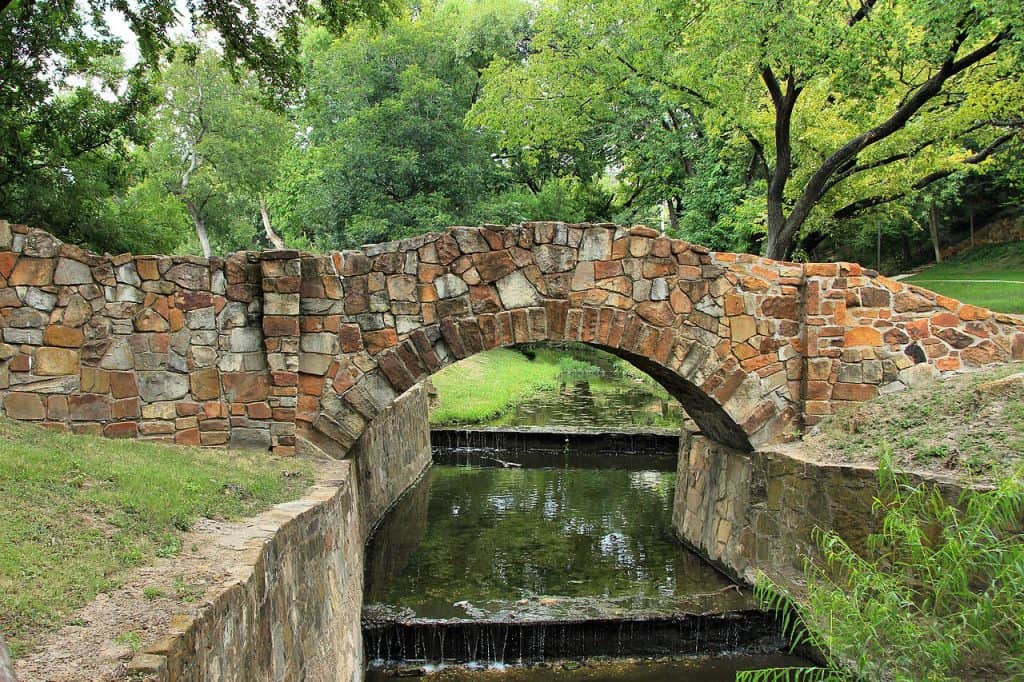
[362, 449, 808, 678]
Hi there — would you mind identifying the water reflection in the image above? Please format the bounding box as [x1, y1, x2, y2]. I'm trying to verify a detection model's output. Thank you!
[363, 464, 746, 623]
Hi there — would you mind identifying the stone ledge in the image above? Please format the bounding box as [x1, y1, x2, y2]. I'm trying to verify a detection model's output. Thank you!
[126, 458, 361, 681]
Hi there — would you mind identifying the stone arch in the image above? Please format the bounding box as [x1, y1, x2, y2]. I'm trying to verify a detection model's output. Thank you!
[292, 223, 806, 456]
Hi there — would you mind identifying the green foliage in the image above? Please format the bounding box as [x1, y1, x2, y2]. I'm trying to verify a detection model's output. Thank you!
[271, 1, 537, 249]
[0, 417, 312, 656]
[743, 454, 1024, 681]
[471, 0, 1024, 258]
[126, 48, 295, 256]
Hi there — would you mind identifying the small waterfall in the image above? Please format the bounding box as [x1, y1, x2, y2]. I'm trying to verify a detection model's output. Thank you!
[363, 612, 787, 667]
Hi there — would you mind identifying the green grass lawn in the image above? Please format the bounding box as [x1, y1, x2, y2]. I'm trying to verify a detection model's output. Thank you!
[0, 418, 313, 656]
[429, 344, 676, 426]
[429, 347, 564, 424]
[904, 241, 1024, 314]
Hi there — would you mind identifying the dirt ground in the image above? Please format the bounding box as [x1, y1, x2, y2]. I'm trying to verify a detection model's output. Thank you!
[12, 516, 251, 682]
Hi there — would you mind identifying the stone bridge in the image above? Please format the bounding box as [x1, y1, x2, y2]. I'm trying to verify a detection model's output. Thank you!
[0, 220, 1021, 455]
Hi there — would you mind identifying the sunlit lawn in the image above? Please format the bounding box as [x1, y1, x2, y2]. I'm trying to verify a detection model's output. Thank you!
[904, 241, 1024, 314]
[0, 418, 312, 656]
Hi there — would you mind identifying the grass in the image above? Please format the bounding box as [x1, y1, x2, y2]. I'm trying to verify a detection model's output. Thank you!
[809, 362, 1024, 480]
[429, 347, 563, 424]
[0, 418, 313, 656]
[429, 344, 677, 426]
[904, 241, 1024, 314]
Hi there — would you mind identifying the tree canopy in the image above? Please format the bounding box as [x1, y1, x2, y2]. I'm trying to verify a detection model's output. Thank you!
[470, 0, 1024, 258]
[0, 0, 1021, 265]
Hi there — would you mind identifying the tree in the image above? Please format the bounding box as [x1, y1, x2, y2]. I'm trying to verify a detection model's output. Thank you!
[471, 0, 1024, 259]
[271, 0, 536, 249]
[132, 48, 293, 256]
[0, 0, 396, 253]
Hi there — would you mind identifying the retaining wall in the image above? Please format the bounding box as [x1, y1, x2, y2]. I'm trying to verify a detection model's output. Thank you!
[673, 435, 966, 588]
[126, 384, 432, 681]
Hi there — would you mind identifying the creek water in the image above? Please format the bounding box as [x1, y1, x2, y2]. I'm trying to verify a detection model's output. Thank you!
[365, 355, 807, 677]
[363, 453, 803, 675]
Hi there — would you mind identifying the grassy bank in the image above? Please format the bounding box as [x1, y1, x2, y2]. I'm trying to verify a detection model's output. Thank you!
[806, 362, 1024, 480]
[429, 347, 564, 424]
[904, 241, 1024, 314]
[0, 419, 313, 656]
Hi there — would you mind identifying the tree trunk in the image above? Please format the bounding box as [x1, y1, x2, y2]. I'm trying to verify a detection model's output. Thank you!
[928, 203, 942, 263]
[259, 196, 286, 249]
[667, 199, 679, 233]
[970, 210, 975, 247]
[186, 200, 212, 258]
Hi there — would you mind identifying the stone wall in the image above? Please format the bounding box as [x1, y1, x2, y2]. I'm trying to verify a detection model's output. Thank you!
[125, 384, 432, 681]
[673, 435, 966, 588]
[0, 221, 299, 453]
[2, 220, 1022, 454]
[348, 382, 433, 538]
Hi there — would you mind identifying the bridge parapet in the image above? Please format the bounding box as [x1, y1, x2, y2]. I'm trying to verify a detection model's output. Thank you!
[0, 220, 1020, 454]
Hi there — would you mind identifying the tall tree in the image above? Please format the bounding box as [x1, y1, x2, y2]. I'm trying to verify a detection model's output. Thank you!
[271, 0, 536, 249]
[471, 0, 1024, 259]
[0, 0, 396, 252]
[132, 49, 293, 256]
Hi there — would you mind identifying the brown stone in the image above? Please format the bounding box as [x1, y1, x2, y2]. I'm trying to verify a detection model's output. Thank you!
[175, 428, 200, 446]
[35, 347, 79, 376]
[636, 301, 675, 327]
[831, 383, 878, 401]
[4, 392, 45, 420]
[190, 368, 221, 401]
[43, 325, 85, 347]
[222, 372, 269, 402]
[264, 315, 300, 337]
[134, 308, 169, 332]
[112, 397, 141, 419]
[730, 315, 756, 343]
[843, 326, 882, 347]
[9, 257, 55, 285]
[69, 394, 111, 421]
[472, 250, 517, 282]
[108, 371, 139, 398]
[959, 304, 991, 321]
[364, 328, 398, 355]
[593, 260, 622, 279]
[893, 290, 934, 313]
[100, 421, 137, 438]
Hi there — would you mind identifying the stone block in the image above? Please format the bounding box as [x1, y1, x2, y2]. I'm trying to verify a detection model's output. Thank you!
[69, 394, 112, 421]
[138, 372, 189, 402]
[43, 325, 84, 347]
[9, 257, 55, 285]
[579, 227, 612, 261]
[222, 371, 270, 402]
[4, 392, 45, 420]
[36, 347, 80, 376]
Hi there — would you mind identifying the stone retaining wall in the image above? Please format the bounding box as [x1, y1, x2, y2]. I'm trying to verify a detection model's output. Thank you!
[125, 384, 432, 681]
[673, 435, 966, 588]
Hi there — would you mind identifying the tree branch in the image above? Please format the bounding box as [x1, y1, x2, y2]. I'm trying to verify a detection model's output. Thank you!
[774, 24, 1009, 252]
[832, 131, 1018, 220]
